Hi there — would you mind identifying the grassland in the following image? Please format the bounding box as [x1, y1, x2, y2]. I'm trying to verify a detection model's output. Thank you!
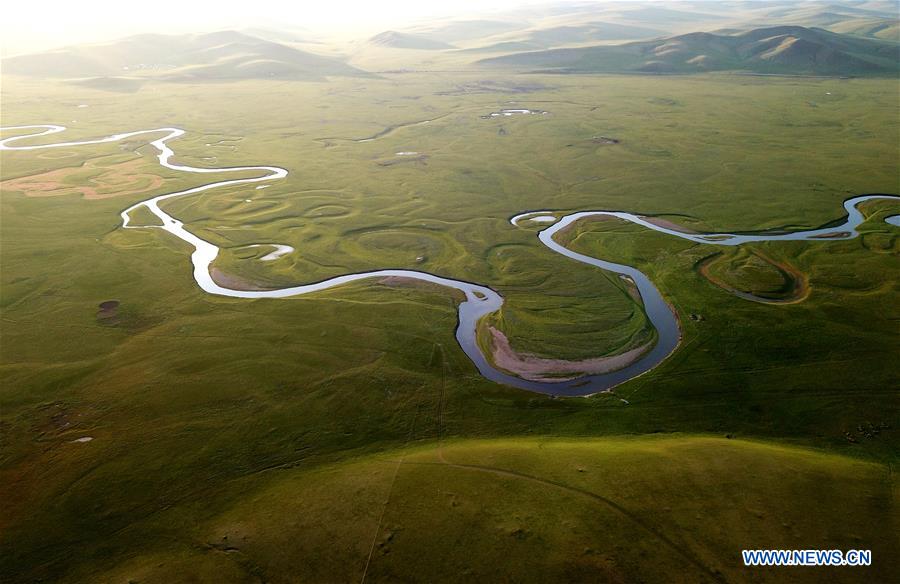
[1, 72, 898, 581]
[43, 437, 900, 583]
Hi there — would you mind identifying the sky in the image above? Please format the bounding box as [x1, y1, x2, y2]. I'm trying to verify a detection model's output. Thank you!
[0, 0, 539, 55]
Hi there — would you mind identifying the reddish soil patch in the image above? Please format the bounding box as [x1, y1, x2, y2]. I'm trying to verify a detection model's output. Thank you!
[1, 158, 164, 199]
[488, 327, 651, 382]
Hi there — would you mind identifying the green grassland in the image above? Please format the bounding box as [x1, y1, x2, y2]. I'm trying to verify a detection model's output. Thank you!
[54, 437, 900, 583]
[1, 73, 898, 581]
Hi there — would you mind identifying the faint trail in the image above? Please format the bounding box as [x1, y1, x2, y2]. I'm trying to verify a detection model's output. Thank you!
[360, 404, 421, 584]
[422, 335, 725, 579]
[359, 458, 402, 584]
[402, 457, 726, 583]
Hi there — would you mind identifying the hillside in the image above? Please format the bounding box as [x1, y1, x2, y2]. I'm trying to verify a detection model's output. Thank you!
[16, 437, 897, 582]
[477, 25, 900, 75]
[405, 19, 529, 43]
[367, 31, 456, 50]
[462, 21, 663, 53]
[828, 17, 900, 40]
[743, 1, 900, 40]
[2, 31, 370, 81]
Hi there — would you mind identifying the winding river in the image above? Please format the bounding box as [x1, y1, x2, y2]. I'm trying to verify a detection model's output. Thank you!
[1, 124, 897, 397]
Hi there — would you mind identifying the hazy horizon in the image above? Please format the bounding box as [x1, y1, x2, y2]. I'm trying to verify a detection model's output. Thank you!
[2, 0, 548, 55]
[0, 0, 786, 56]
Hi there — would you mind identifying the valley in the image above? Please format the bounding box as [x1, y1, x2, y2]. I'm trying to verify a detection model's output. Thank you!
[1, 2, 898, 582]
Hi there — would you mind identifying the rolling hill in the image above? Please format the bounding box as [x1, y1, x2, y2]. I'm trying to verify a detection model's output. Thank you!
[461, 21, 664, 53]
[367, 31, 456, 50]
[477, 25, 900, 75]
[405, 19, 529, 44]
[2, 31, 371, 81]
[742, 0, 900, 40]
[828, 17, 900, 40]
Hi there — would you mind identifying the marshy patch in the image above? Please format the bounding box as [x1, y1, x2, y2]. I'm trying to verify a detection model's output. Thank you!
[647, 97, 681, 106]
[95, 299, 165, 330]
[435, 81, 550, 96]
[96, 300, 120, 323]
[376, 154, 429, 167]
[302, 203, 352, 218]
[696, 250, 809, 304]
[480, 108, 548, 119]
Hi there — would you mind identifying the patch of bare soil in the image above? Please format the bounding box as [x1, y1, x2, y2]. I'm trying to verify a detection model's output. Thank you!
[1, 158, 164, 199]
[619, 275, 644, 305]
[488, 327, 651, 382]
[810, 231, 851, 239]
[210, 268, 271, 291]
[640, 216, 699, 234]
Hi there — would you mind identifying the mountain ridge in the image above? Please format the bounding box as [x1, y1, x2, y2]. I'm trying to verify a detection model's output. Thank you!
[367, 31, 456, 50]
[477, 25, 900, 75]
[2, 31, 371, 81]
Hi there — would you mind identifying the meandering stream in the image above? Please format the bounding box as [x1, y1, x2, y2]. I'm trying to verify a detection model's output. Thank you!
[2, 124, 897, 396]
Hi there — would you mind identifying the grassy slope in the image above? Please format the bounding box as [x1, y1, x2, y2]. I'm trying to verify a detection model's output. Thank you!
[74, 436, 898, 583]
[1, 74, 898, 580]
[1, 31, 370, 81]
[828, 17, 900, 41]
[476, 26, 900, 75]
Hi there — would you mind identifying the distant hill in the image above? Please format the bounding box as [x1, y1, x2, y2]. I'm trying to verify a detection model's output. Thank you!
[764, 2, 897, 20]
[406, 19, 528, 43]
[828, 17, 900, 40]
[2, 31, 371, 81]
[367, 31, 456, 50]
[240, 27, 320, 45]
[477, 26, 900, 76]
[609, 5, 730, 25]
[743, 1, 899, 40]
[462, 21, 663, 53]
